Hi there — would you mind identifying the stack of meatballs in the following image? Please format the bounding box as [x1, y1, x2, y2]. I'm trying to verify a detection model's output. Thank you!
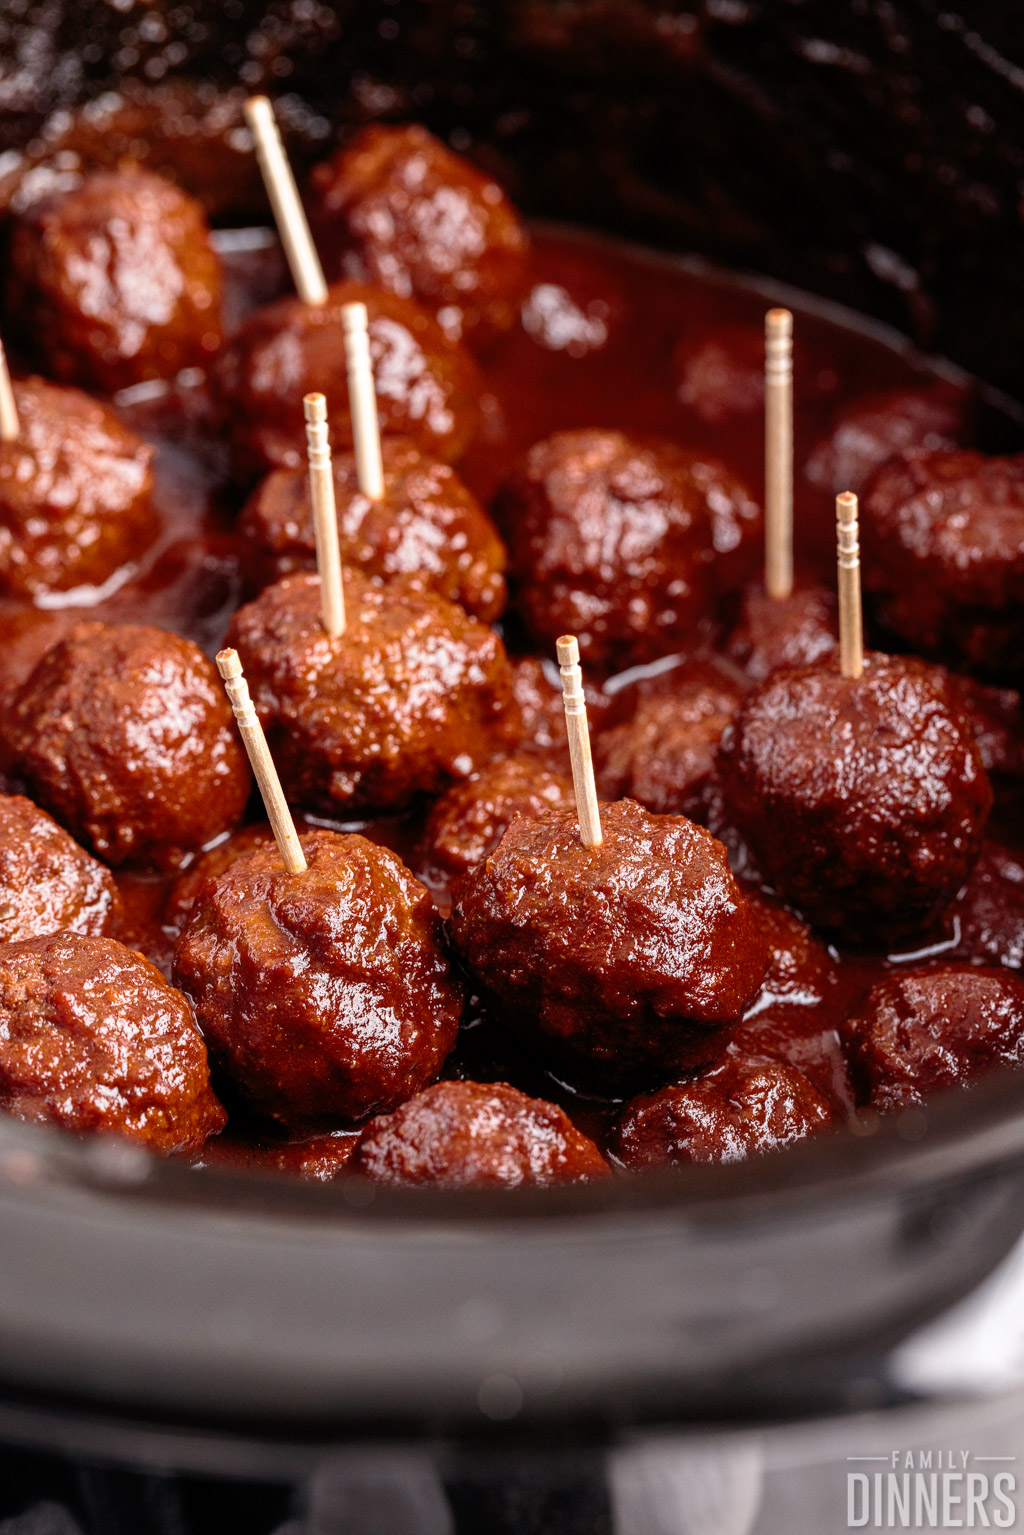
[0, 105, 1022, 1192]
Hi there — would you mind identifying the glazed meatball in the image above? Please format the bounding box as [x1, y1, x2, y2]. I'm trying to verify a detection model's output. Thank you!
[494, 430, 761, 668]
[594, 661, 746, 820]
[613, 1054, 839, 1168]
[0, 607, 82, 723]
[198, 1129, 360, 1182]
[948, 676, 1024, 788]
[227, 570, 519, 815]
[718, 653, 992, 940]
[744, 891, 839, 1014]
[309, 124, 530, 349]
[862, 449, 1024, 678]
[843, 964, 1024, 1112]
[731, 1007, 854, 1115]
[216, 281, 481, 477]
[804, 384, 966, 499]
[725, 582, 838, 682]
[6, 623, 250, 869]
[0, 932, 225, 1153]
[506, 655, 610, 774]
[353, 1079, 609, 1188]
[415, 755, 576, 904]
[0, 795, 121, 944]
[674, 325, 767, 425]
[173, 830, 463, 1129]
[451, 799, 769, 1079]
[6, 165, 223, 392]
[948, 841, 1024, 971]
[238, 436, 506, 620]
[0, 378, 156, 598]
[163, 823, 277, 941]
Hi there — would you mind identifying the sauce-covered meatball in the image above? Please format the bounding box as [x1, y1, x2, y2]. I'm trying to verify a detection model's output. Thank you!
[506, 655, 610, 775]
[0, 378, 155, 598]
[494, 430, 761, 668]
[743, 890, 839, 1014]
[227, 570, 519, 815]
[725, 582, 838, 682]
[6, 623, 250, 869]
[862, 448, 1024, 678]
[0, 794, 121, 944]
[804, 384, 966, 499]
[0, 932, 225, 1153]
[216, 281, 481, 477]
[718, 653, 991, 940]
[199, 1128, 360, 1182]
[353, 1079, 609, 1188]
[6, 165, 223, 392]
[613, 1054, 838, 1168]
[173, 830, 462, 1129]
[842, 964, 1024, 1112]
[451, 799, 768, 1079]
[238, 435, 506, 620]
[309, 124, 530, 349]
[0, 608, 84, 722]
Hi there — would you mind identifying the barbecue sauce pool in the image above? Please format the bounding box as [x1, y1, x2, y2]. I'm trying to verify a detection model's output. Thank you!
[6, 224, 1021, 1167]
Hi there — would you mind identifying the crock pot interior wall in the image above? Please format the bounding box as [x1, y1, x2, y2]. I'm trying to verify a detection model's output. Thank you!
[2, 1, 1022, 396]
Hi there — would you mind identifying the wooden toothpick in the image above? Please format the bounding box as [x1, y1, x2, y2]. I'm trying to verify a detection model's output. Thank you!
[341, 301, 385, 501]
[0, 341, 19, 442]
[764, 307, 793, 600]
[556, 636, 603, 848]
[836, 492, 864, 680]
[303, 393, 346, 637]
[216, 649, 307, 876]
[243, 95, 328, 308]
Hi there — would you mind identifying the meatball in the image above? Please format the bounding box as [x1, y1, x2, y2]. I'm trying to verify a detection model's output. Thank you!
[0, 794, 121, 944]
[674, 326, 767, 425]
[216, 281, 481, 477]
[506, 655, 610, 775]
[6, 164, 223, 392]
[163, 823, 277, 941]
[861, 448, 1024, 678]
[731, 1007, 854, 1115]
[0, 607, 82, 728]
[804, 384, 966, 499]
[198, 1129, 360, 1182]
[945, 841, 1024, 971]
[725, 582, 838, 682]
[594, 661, 747, 820]
[0, 932, 225, 1153]
[493, 430, 761, 668]
[744, 890, 838, 1014]
[718, 652, 992, 940]
[227, 570, 519, 815]
[0, 378, 156, 598]
[173, 830, 463, 1129]
[353, 1079, 608, 1188]
[6, 623, 250, 869]
[948, 676, 1024, 788]
[415, 755, 576, 905]
[309, 124, 530, 350]
[450, 799, 769, 1079]
[612, 1054, 838, 1168]
[238, 435, 506, 620]
[842, 964, 1024, 1112]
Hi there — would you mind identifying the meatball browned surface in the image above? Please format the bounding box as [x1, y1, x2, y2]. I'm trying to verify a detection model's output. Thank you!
[227, 571, 519, 815]
[0, 932, 225, 1153]
[216, 281, 481, 477]
[613, 1054, 839, 1168]
[163, 824, 277, 941]
[309, 124, 530, 349]
[6, 165, 223, 393]
[718, 653, 992, 940]
[843, 965, 1024, 1112]
[862, 449, 1024, 678]
[732, 1008, 854, 1115]
[451, 799, 768, 1079]
[0, 608, 82, 720]
[238, 436, 506, 620]
[6, 623, 250, 869]
[804, 384, 966, 499]
[0, 795, 121, 944]
[0, 379, 155, 598]
[494, 430, 760, 668]
[353, 1080, 608, 1188]
[725, 582, 838, 683]
[744, 891, 838, 1014]
[174, 830, 462, 1129]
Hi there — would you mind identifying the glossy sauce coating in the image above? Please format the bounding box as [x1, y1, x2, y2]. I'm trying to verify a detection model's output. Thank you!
[6, 622, 250, 869]
[174, 830, 462, 1129]
[0, 794, 122, 944]
[725, 582, 838, 683]
[451, 799, 768, 1080]
[0, 379, 155, 598]
[309, 124, 530, 349]
[238, 435, 506, 621]
[6, 164, 223, 392]
[718, 652, 992, 941]
[804, 384, 966, 500]
[0, 932, 225, 1153]
[353, 1079, 609, 1188]
[227, 570, 519, 815]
